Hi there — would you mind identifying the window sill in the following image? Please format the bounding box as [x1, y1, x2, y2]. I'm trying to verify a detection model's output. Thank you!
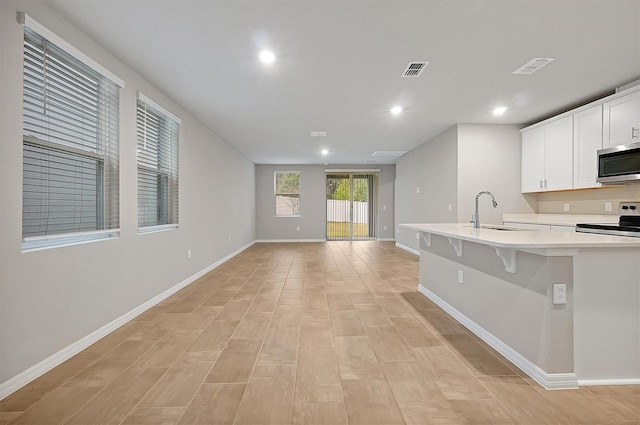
[138, 224, 179, 235]
[22, 230, 120, 253]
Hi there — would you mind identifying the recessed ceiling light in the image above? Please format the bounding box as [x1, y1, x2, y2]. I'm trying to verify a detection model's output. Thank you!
[258, 50, 276, 64]
[493, 106, 507, 116]
[391, 105, 403, 115]
[321, 149, 329, 155]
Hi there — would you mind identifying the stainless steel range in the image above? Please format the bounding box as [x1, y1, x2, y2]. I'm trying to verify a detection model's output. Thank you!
[576, 202, 640, 237]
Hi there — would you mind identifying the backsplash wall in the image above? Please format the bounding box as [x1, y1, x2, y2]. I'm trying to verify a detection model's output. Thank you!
[537, 185, 640, 215]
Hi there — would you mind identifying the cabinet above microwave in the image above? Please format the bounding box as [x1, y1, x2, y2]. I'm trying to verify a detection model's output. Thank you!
[521, 86, 640, 193]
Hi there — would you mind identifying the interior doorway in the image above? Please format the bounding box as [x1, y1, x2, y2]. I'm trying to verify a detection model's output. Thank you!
[326, 172, 378, 240]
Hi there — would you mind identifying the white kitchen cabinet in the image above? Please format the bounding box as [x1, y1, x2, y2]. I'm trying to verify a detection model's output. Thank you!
[504, 222, 552, 230]
[503, 222, 575, 232]
[550, 225, 575, 232]
[522, 126, 546, 192]
[573, 105, 603, 189]
[603, 88, 640, 147]
[521, 116, 573, 193]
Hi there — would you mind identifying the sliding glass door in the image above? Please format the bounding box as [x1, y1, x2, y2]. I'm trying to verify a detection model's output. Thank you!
[326, 172, 378, 240]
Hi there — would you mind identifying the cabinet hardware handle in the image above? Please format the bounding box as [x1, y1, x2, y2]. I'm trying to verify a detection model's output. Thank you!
[544, 179, 548, 190]
[633, 127, 639, 139]
[539, 179, 543, 190]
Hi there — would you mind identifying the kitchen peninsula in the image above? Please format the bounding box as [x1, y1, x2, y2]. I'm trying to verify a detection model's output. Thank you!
[400, 223, 640, 389]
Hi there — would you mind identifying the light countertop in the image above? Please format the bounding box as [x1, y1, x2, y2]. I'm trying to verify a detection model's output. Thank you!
[400, 223, 640, 249]
[502, 213, 619, 226]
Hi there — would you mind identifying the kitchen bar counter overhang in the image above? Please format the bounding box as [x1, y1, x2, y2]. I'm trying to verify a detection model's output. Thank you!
[400, 223, 640, 389]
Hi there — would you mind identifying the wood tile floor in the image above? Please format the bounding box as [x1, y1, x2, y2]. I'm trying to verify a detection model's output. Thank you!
[1, 241, 639, 425]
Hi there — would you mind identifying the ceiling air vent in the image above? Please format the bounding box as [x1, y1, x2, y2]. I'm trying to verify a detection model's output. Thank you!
[401, 62, 429, 78]
[513, 58, 554, 75]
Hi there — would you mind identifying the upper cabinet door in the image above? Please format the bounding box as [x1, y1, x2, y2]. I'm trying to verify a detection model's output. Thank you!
[521, 126, 545, 193]
[573, 105, 603, 189]
[603, 89, 640, 147]
[544, 115, 573, 191]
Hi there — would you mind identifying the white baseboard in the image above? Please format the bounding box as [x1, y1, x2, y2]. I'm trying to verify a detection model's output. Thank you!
[578, 378, 640, 386]
[254, 239, 326, 243]
[0, 241, 255, 401]
[395, 242, 419, 256]
[418, 284, 579, 390]
[377, 238, 396, 242]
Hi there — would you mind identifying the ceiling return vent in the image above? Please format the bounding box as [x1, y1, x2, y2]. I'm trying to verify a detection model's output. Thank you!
[401, 61, 429, 77]
[371, 150, 407, 157]
[513, 57, 555, 75]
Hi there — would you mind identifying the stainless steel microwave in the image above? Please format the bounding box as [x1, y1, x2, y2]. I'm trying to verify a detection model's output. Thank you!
[597, 141, 640, 184]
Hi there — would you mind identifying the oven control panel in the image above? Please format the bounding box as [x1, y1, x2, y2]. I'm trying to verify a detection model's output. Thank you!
[619, 202, 640, 215]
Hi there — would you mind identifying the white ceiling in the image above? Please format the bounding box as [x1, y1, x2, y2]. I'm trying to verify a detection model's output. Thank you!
[45, 0, 640, 165]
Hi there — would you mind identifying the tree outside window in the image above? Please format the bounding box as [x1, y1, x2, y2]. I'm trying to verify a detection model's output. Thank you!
[275, 171, 301, 216]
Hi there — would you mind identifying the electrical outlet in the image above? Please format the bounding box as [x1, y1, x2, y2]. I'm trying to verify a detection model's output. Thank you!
[553, 284, 566, 305]
[458, 270, 464, 284]
[296, 226, 300, 231]
[416, 232, 420, 240]
[383, 205, 387, 211]
[383, 225, 387, 231]
[416, 187, 421, 194]
[187, 249, 192, 259]
[563, 203, 570, 212]
[448, 204, 453, 212]
[605, 202, 612, 213]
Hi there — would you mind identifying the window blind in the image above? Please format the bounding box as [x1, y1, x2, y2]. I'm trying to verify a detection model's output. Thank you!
[22, 26, 120, 247]
[136, 97, 179, 230]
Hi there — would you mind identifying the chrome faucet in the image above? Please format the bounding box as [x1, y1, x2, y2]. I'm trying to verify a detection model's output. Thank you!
[471, 191, 498, 229]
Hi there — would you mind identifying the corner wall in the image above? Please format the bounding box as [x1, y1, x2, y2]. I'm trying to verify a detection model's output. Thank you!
[0, 2, 255, 387]
[395, 124, 535, 252]
[457, 124, 535, 224]
[394, 127, 459, 252]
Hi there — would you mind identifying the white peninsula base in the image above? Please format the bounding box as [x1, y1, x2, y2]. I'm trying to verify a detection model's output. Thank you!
[401, 223, 640, 389]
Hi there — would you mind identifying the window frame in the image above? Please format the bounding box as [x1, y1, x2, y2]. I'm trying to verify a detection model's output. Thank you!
[20, 14, 123, 252]
[136, 92, 180, 234]
[274, 171, 301, 217]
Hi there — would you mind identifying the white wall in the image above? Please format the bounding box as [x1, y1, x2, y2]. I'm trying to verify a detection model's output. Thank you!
[457, 124, 535, 224]
[395, 124, 535, 252]
[0, 1, 255, 386]
[537, 185, 640, 215]
[255, 164, 396, 241]
[395, 126, 459, 251]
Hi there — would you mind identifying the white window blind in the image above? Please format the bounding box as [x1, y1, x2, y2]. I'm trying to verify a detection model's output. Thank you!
[22, 25, 120, 250]
[137, 95, 179, 231]
[274, 171, 301, 216]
